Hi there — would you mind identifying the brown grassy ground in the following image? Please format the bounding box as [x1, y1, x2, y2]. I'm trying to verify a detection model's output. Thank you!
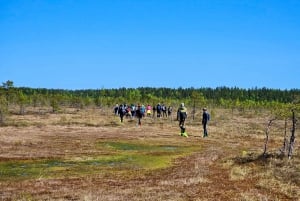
[0, 107, 299, 201]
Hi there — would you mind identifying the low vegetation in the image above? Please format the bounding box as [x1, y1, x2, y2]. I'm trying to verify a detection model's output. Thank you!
[0, 105, 299, 200]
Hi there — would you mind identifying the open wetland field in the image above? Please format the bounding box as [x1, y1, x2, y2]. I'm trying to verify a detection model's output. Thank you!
[0, 107, 299, 200]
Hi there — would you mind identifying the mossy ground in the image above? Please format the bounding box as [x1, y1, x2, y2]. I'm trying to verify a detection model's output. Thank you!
[0, 107, 299, 200]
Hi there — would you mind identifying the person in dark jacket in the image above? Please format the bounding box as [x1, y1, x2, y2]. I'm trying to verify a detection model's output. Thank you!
[118, 104, 126, 123]
[135, 104, 143, 126]
[167, 106, 173, 120]
[177, 103, 188, 137]
[156, 103, 162, 118]
[202, 108, 209, 137]
[152, 105, 156, 118]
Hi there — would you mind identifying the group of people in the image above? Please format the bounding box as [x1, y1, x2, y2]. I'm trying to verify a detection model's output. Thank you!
[154, 103, 173, 118]
[176, 103, 210, 138]
[113, 103, 173, 121]
[114, 104, 144, 124]
[113, 102, 210, 137]
[114, 103, 154, 126]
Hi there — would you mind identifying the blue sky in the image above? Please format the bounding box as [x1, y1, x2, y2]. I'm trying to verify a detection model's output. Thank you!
[1, 0, 299, 90]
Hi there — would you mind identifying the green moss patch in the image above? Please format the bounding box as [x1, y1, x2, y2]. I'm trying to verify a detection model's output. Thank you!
[99, 141, 180, 152]
[0, 141, 201, 181]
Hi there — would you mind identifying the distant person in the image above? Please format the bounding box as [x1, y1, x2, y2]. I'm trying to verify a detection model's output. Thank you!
[136, 104, 143, 126]
[202, 108, 210, 137]
[113, 104, 119, 115]
[146, 104, 152, 117]
[177, 103, 188, 137]
[162, 104, 167, 117]
[131, 104, 136, 118]
[126, 105, 132, 118]
[118, 104, 126, 123]
[152, 105, 156, 118]
[156, 103, 162, 118]
[167, 106, 173, 119]
[141, 105, 146, 117]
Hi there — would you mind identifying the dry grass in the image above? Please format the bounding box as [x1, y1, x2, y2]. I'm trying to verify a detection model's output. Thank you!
[0, 106, 299, 200]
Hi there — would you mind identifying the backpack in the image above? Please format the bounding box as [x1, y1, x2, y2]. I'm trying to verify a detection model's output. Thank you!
[207, 112, 210, 121]
[119, 105, 126, 114]
[179, 111, 187, 119]
[178, 107, 187, 120]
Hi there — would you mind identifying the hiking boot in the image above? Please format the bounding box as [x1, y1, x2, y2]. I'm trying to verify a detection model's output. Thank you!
[180, 127, 185, 134]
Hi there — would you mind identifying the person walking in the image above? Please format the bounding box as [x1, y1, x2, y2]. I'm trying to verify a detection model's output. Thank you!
[156, 103, 162, 118]
[162, 104, 167, 117]
[136, 104, 143, 126]
[131, 104, 136, 118]
[113, 104, 119, 115]
[167, 106, 173, 120]
[118, 104, 126, 123]
[177, 103, 188, 137]
[152, 105, 156, 118]
[146, 104, 152, 117]
[202, 108, 210, 137]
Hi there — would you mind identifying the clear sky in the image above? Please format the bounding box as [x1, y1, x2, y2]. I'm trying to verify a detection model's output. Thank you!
[1, 0, 299, 90]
